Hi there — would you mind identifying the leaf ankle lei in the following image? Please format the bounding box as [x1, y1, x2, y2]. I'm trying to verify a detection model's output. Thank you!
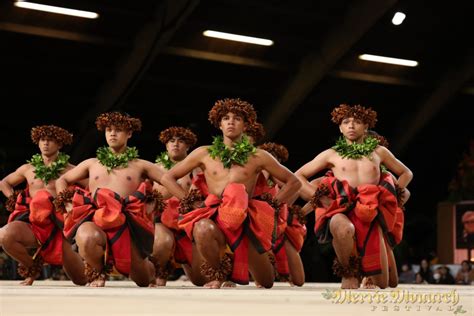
[28, 152, 69, 183]
[208, 135, 256, 169]
[332, 136, 379, 159]
[155, 151, 175, 170]
[96, 146, 139, 172]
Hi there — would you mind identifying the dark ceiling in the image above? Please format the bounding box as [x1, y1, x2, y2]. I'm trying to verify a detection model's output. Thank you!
[1, 0, 473, 258]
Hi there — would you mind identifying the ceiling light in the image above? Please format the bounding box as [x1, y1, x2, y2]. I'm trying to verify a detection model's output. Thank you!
[14, 1, 99, 19]
[359, 54, 418, 67]
[203, 30, 273, 46]
[392, 12, 406, 25]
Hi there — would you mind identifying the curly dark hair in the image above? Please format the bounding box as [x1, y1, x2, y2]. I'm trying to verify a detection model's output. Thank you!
[246, 122, 266, 143]
[95, 112, 142, 132]
[331, 104, 377, 128]
[159, 126, 197, 147]
[258, 142, 289, 163]
[208, 98, 257, 128]
[31, 125, 73, 146]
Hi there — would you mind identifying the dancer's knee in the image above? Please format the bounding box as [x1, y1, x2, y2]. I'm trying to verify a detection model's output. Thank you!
[330, 220, 354, 240]
[193, 219, 219, 241]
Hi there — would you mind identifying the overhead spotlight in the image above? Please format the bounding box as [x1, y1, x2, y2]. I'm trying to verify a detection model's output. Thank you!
[392, 12, 406, 25]
[359, 54, 418, 67]
[203, 30, 273, 46]
[14, 1, 99, 19]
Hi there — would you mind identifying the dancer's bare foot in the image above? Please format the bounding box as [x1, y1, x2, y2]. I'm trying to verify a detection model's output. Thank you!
[87, 276, 106, 287]
[19, 276, 36, 286]
[17, 260, 42, 286]
[84, 263, 107, 287]
[155, 278, 167, 286]
[341, 277, 359, 289]
[361, 277, 377, 289]
[222, 281, 236, 288]
[204, 280, 223, 289]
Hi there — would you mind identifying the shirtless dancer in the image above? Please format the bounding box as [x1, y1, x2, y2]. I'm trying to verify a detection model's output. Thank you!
[151, 126, 198, 286]
[55, 112, 165, 287]
[161, 98, 301, 289]
[257, 142, 306, 286]
[295, 104, 412, 289]
[0, 125, 83, 285]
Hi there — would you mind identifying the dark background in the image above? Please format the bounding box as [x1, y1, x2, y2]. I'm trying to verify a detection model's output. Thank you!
[1, 0, 473, 280]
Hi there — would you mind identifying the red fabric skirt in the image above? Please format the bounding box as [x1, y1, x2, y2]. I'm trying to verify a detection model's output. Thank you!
[157, 197, 192, 264]
[64, 183, 154, 275]
[178, 183, 277, 284]
[254, 173, 291, 278]
[8, 189, 64, 265]
[314, 173, 404, 275]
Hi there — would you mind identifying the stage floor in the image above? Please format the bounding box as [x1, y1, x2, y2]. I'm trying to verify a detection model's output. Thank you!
[1, 280, 472, 316]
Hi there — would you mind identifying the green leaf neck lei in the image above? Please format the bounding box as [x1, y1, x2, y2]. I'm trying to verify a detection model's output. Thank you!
[332, 136, 379, 159]
[155, 151, 176, 170]
[208, 135, 256, 169]
[28, 152, 70, 183]
[96, 146, 139, 172]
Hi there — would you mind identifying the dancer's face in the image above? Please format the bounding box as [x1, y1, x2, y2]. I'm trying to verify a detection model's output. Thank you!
[105, 125, 131, 149]
[166, 137, 189, 161]
[339, 117, 368, 143]
[220, 112, 246, 139]
[39, 138, 61, 157]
